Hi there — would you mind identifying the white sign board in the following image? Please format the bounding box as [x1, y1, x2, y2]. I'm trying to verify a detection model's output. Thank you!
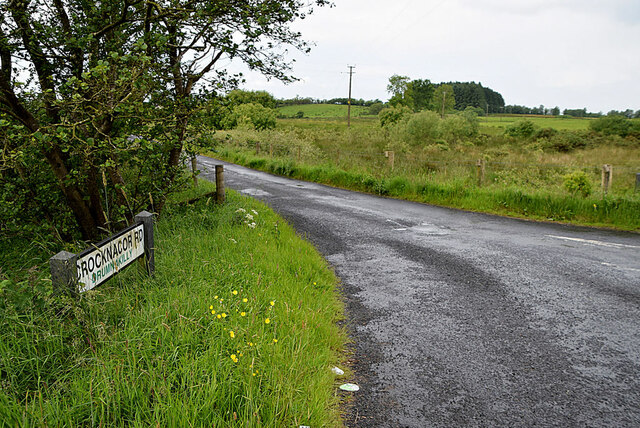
[76, 223, 145, 292]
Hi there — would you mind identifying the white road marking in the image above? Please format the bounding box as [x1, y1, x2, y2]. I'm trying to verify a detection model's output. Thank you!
[601, 262, 640, 273]
[547, 235, 640, 249]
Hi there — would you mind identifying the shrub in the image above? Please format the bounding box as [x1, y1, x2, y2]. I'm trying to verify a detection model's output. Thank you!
[378, 105, 412, 128]
[437, 114, 477, 143]
[225, 103, 277, 131]
[368, 102, 384, 116]
[505, 119, 538, 138]
[590, 115, 635, 137]
[404, 110, 440, 144]
[563, 170, 592, 197]
[546, 131, 588, 152]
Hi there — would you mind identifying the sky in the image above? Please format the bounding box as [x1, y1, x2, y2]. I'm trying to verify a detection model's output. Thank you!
[232, 0, 640, 113]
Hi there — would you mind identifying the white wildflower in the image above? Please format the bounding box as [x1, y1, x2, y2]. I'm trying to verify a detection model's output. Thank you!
[235, 208, 246, 213]
[251, 209, 258, 216]
[229, 238, 237, 244]
[247, 222, 257, 229]
[245, 214, 254, 221]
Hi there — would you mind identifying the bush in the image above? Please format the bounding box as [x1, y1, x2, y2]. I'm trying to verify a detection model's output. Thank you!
[563, 170, 592, 197]
[590, 115, 633, 137]
[223, 103, 277, 131]
[378, 105, 412, 128]
[437, 114, 478, 143]
[368, 102, 384, 116]
[505, 119, 538, 138]
[404, 110, 440, 144]
[546, 131, 588, 152]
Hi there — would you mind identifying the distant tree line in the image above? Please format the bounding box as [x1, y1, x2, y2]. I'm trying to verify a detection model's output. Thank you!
[277, 96, 382, 107]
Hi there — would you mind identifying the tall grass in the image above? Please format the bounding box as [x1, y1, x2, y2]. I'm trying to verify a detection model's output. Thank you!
[0, 182, 347, 426]
[208, 123, 640, 230]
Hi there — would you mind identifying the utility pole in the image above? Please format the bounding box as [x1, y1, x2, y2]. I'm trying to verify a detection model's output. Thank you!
[347, 65, 355, 127]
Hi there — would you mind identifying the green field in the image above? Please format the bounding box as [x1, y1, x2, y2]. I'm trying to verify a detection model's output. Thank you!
[479, 115, 594, 132]
[277, 103, 371, 118]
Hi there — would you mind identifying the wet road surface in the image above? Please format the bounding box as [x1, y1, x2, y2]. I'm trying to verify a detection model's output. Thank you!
[198, 156, 640, 427]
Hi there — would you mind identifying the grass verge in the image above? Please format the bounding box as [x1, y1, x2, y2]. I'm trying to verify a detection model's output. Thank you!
[211, 149, 640, 231]
[0, 181, 348, 426]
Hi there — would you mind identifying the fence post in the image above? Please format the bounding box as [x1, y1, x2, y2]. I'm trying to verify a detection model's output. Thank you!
[215, 164, 225, 204]
[384, 151, 395, 171]
[601, 164, 612, 195]
[256, 141, 260, 155]
[297, 146, 301, 162]
[269, 143, 273, 158]
[635, 173, 640, 193]
[191, 155, 198, 187]
[50, 251, 78, 295]
[134, 211, 155, 277]
[476, 159, 486, 187]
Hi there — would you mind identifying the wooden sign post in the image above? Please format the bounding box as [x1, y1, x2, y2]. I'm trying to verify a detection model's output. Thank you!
[50, 211, 154, 294]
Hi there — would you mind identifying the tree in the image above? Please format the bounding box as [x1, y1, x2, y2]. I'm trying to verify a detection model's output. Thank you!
[386, 75, 412, 107]
[431, 85, 455, 118]
[0, 0, 328, 239]
[406, 79, 433, 112]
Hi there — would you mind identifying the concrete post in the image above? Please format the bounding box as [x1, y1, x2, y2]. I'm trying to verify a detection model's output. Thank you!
[635, 173, 640, 193]
[135, 211, 155, 277]
[50, 250, 78, 295]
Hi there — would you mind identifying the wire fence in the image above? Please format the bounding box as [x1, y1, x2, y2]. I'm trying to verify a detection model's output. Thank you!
[237, 140, 640, 196]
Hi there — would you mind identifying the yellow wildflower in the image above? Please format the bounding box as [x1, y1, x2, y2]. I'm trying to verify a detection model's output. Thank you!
[242, 298, 248, 303]
[270, 301, 275, 306]
[217, 314, 221, 319]
[232, 290, 238, 295]
[241, 312, 246, 317]
[229, 331, 235, 338]
[221, 313, 227, 318]
[214, 295, 218, 300]
[265, 318, 270, 324]
[230, 354, 238, 363]
[211, 310, 215, 315]
[209, 305, 213, 310]
[273, 338, 278, 343]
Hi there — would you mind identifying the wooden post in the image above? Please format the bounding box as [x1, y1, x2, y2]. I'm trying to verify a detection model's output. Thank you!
[389, 151, 395, 171]
[269, 143, 273, 158]
[134, 211, 155, 277]
[50, 251, 78, 295]
[635, 173, 640, 193]
[297, 146, 301, 162]
[191, 155, 198, 187]
[215, 164, 225, 204]
[476, 159, 486, 187]
[601, 164, 612, 195]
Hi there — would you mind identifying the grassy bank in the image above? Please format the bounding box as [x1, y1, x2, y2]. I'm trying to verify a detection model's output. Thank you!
[0, 182, 347, 426]
[209, 144, 640, 231]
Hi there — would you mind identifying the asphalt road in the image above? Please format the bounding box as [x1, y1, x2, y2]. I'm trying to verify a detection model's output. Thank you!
[198, 156, 640, 427]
